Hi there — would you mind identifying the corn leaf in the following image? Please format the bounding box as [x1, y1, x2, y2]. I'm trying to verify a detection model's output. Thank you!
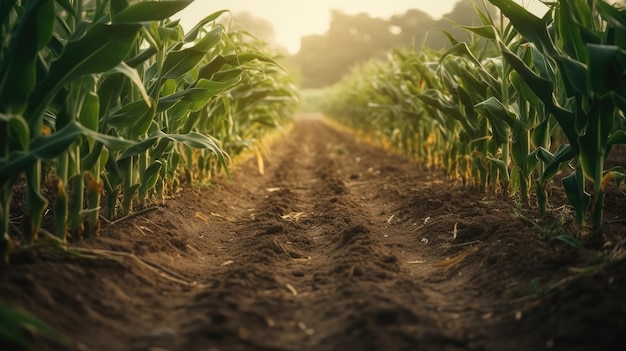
[499, 42, 579, 148]
[0, 304, 68, 348]
[537, 144, 575, 182]
[112, 0, 193, 23]
[106, 62, 151, 107]
[184, 10, 229, 43]
[608, 130, 626, 146]
[27, 23, 141, 121]
[138, 160, 163, 194]
[488, 0, 558, 57]
[587, 44, 625, 97]
[161, 27, 222, 79]
[0, 113, 29, 150]
[157, 78, 238, 112]
[0, 0, 54, 113]
[562, 171, 591, 223]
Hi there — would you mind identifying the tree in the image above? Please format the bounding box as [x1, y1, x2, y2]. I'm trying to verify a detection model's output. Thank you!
[291, 0, 497, 88]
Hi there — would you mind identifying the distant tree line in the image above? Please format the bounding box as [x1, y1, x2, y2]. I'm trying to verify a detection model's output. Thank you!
[291, 0, 497, 88]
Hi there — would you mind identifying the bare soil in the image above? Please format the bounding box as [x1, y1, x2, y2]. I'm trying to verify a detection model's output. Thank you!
[1, 114, 625, 351]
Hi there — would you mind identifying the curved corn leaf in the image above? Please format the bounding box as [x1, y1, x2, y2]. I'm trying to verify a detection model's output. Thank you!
[112, 0, 193, 24]
[27, 22, 141, 122]
[608, 130, 626, 146]
[0, 117, 171, 182]
[183, 10, 229, 43]
[0, 113, 29, 150]
[0, 124, 81, 179]
[461, 25, 499, 40]
[161, 26, 222, 79]
[157, 78, 239, 112]
[588, 44, 626, 97]
[562, 170, 591, 226]
[139, 160, 163, 194]
[537, 144, 575, 183]
[552, 235, 584, 249]
[556, 55, 588, 97]
[0, 304, 68, 349]
[499, 42, 579, 148]
[119, 130, 228, 160]
[488, 0, 558, 57]
[110, 0, 130, 16]
[106, 62, 151, 107]
[107, 99, 154, 128]
[0, 0, 54, 113]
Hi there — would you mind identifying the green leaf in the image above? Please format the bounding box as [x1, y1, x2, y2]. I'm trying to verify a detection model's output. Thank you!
[510, 71, 542, 109]
[126, 47, 158, 68]
[608, 130, 626, 146]
[552, 235, 584, 249]
[0, 0, 55, 113]
[475, 96, 526, 131]
[46, 23, 141, 82]
[557, 0, 589, 62]
[81, 142, 105, 171]
[486, 156, 508, 177]
[210, 68, 243, 83]
[161, 27, 222, 79]
[0, 120, 147, 183]
[538, 144, 575, 183]
[139, 160, 163, 194]
[499, 42, 579, 148]
[0, 1, 18, 29]
[0, 113, 29, 150]
[0, 124, 80, 179]
[110, 0, 130, 16]
[224, 52, 278, 67]
[112, 0, 193, 23]
[461, 25, 498, 40]
[79, 92, 100, 133]
[441, 42, 483, 67]
[106, 62, 151, 107]
[440, 29, 460, 46]
[27, 23, 141, 122]
[587, 44, 625, 97]
[488, 0, 558, 57]
[562, 170, 590, 225]
[556, 55, 588, 97]
[106, 99, 154, 128]
[0, 304, 68, 348]
[197, 55, 229, 81]
[158, 78, 240, 112]
[118, 130, 230, 180]
[184, 10, 229, 43]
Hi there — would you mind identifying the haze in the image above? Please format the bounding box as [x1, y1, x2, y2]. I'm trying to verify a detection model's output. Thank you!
[174, 0, 548, 54]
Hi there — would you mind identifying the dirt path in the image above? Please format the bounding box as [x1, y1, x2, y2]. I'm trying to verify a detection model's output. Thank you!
[1, 115, 625, 351]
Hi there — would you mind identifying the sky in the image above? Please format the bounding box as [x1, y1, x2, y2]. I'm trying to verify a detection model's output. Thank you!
[173, 0, 549, 54]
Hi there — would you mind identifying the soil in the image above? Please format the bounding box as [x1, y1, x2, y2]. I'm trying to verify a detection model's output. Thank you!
[1, 114, 626, 351]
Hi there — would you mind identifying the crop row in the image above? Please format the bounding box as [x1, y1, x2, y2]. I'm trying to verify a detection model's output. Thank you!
[323, 0, 626, 236]
[0, 1, 299, 264]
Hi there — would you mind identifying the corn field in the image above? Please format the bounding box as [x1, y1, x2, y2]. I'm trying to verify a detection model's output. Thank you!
[323, 0, 626, 234]
[2, 1, 626, 350]
[0, 0, 298, 265]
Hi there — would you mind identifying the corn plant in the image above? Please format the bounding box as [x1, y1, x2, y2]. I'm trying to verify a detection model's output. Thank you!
[0, 1, 299, 265]
[488, 0, 626, 229]
[322, 0, 626, 237]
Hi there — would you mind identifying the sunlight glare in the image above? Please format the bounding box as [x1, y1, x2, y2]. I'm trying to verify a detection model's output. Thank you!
[174, 0, 549, 54]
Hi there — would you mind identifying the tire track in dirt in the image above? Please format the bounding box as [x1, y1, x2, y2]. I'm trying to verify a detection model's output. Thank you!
[173, 116, 471, 351]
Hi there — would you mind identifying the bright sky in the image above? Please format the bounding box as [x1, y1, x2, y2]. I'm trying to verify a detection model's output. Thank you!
[174, 0, 548, 54]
